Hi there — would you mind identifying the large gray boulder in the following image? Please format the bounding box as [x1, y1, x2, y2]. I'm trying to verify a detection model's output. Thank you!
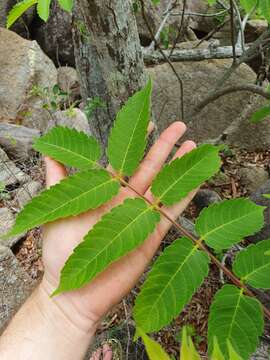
[147, 59, 270, 150]
[225, 94, 270, 151]
[0, 123, 40, 160]
[0, 246, 36, 333]
[0, 208, 23, 247]
[0, 28, 57, 131]
[0, 148, 29, 186]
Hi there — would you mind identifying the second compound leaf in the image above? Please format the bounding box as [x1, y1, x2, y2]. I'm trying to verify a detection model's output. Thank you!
[195, 198, 265, 251]
[208, 284, 263, 360]
[233, 239, 270, 289]
[54, 198, 160, 294]
[133, 237, 209, 333]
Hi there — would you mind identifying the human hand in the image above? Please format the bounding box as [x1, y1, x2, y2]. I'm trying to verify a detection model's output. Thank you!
[40, 121, 196, 334]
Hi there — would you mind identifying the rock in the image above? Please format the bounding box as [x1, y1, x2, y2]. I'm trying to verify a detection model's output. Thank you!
[147, 59, 258, 144]
[245, 20, 268, 43]
[0, 208, 23, 247]
[239, 166, 269, 193]
[247, 180, 270, 244]
[0, 123, 40, 160]
[193, 189, 221, 212]
[0, 148, 29, 186]
[0, 28, 57, 131]
[46, 108, 91, 135]
[57, 66, 81, 102]
[0, 245, 35, 333]
[0, 0, 35, 38]
[225, 94, 270, 151]
[32, 1, 74, 66]
[15, 181, 42, 208]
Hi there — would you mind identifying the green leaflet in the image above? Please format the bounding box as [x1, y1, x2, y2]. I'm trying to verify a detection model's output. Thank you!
[137, 328, 170, 360]
[233, 239, 270, 289]
[7, 0, 38, 28]
[227, 341, 243, 360]
[133, 237, 209, 333]
[37, 0, 52, 21]
[250, 105, 270, 124]
[107, 79, 152, 176]
[5, 169, 119, 237]
[151, 144, 221, 206]
[259, 0, 270, 23]
[180, 326, 201, 360]
[208, 285, 263, 360]
[58, 0, 73, 12]
[211, 337, 225, 360]
[54, 198, 160, 295]
[33, 126, 101, 169]
[239, 0, 256, 12]
[195, 198, 265, 251]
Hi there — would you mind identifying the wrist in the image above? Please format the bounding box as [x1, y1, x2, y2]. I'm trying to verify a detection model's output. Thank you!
[40, 275, 99, 336]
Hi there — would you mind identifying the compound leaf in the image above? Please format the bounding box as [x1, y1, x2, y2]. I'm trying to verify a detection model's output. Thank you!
[5, 169, 119, 237]
[151, 144, 221, 206]
[107, 79, 152, 176]
[137, 328, 170, 360]
[233, 239, 270, 289]
[37, 0, 52, 21]
[7, 0, 37, 28]
[58, 0, 73, 12]
[133, 237, 209, 333]
[33, 126, 101, 169]
[54, 198, 160, 294]
[208, 285, 263, 360]
[195, 198, 265, 250]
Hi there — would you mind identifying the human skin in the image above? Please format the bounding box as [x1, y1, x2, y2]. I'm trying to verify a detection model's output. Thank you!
[0, 122, 196, 360]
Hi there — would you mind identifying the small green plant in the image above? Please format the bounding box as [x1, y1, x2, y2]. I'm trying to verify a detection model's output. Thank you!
[0, 181, 10, 201]
[84, 97, 106, 120]
[30, 84, 77, 113]
[3, 79, 270, 359]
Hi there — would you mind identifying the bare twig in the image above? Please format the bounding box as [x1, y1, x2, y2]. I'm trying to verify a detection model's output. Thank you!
[193, 84, 270, 114]
[139, 0, 184, 120]
[169, 0, 187, 58]
[148, 0, 176, 51]
[229, 0, 237, 63]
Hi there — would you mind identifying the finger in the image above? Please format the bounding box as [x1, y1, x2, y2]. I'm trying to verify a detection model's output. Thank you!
[144, 139, 196, 201]
[128, 121, 186, 193]
[106, 121, 155, 174]
[44, 156, 67, 188]
[102, 344, 113, 360]
[89, 348, 102, 360]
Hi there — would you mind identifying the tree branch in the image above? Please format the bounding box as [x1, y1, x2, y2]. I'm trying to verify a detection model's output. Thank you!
[143, 44, 247, 63]
[193, 84, 270, 114]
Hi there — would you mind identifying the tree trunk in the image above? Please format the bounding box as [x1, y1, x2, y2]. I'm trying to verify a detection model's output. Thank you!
[72, 0, 146, 149]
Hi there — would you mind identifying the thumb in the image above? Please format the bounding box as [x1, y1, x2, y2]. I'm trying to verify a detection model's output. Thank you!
[44, 157, 67, 188]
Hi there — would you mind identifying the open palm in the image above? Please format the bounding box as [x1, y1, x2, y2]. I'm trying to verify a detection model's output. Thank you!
[41, 121, 196, 330]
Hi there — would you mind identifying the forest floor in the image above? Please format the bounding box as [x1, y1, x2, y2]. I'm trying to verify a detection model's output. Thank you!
[7, 147, 270, 359]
